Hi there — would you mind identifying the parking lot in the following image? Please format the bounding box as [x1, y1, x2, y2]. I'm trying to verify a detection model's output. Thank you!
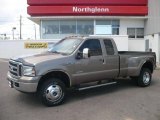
[0, 59, 160, 120]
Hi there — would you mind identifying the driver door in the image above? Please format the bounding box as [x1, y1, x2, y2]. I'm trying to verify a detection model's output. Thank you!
[72, 39, 106, 85]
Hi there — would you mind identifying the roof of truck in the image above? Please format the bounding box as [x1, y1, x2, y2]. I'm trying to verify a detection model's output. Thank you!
[64, 35, 114, 40]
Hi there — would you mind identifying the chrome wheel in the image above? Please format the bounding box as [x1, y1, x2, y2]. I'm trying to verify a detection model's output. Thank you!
[137, 68, 152, 87]
[45, 85, 63, 102]
[143, 72, 150, 84]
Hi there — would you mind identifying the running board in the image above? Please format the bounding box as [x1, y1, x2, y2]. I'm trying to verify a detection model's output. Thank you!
[78, 81, 117, 91]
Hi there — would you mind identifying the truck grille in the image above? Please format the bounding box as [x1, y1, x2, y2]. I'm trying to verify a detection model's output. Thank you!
[9, 60, 22, 77]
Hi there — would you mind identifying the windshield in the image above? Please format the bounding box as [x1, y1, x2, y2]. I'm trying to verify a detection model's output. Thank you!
[48, 38, 83, 55]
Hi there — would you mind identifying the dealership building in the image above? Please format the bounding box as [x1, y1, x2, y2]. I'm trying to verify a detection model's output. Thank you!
[27, 0, 160, 63]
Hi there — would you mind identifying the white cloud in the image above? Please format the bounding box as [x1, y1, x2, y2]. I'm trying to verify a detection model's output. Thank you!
[0, 0, 25, 23]
[0, 0, 39, 39]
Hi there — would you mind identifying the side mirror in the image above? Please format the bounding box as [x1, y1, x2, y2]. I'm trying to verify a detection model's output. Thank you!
[83, 48, 90, 59]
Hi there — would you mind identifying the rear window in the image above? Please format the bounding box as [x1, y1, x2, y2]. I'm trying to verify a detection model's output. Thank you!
[103, 39, 115, 55]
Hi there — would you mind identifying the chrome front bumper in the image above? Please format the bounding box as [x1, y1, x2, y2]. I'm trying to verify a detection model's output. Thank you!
[7, 72, 41, 93]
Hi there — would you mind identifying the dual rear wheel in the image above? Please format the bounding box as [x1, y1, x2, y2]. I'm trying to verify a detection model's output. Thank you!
[131, 68, 152, 87]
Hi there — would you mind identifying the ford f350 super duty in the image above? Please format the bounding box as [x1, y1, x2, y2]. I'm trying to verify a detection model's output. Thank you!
[7, 36, 156, 106]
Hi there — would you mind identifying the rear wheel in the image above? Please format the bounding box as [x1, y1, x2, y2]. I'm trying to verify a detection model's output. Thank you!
[137, 68, 152, 87]
[39, 78, 66, 106]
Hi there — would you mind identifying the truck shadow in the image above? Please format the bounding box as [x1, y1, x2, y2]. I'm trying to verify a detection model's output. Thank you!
[16, 78, 157, 107]
[66, 78, 157, 103]
[16, 92, 43, 107]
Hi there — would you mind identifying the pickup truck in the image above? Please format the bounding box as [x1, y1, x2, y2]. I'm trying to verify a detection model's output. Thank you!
[7, 36, 156, 106]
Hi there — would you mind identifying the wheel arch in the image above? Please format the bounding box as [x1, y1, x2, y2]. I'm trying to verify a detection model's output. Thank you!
[140, 60, 154, 73]
[37, 70, 71, 91]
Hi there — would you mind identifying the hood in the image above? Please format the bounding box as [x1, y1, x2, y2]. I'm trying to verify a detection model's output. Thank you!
[11, 52, 65, 65]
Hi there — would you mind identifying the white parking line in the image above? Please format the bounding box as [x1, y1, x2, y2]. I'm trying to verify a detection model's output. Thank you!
[0, 59, 8, 63]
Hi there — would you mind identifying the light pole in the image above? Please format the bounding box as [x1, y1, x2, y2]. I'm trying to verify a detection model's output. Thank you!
[12, 27, 16, 40]
[34, 24, 37, 40]
[20, 15, 22, 39]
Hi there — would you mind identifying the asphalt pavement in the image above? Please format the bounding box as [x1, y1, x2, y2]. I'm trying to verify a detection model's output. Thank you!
[0, 59, 160, 120]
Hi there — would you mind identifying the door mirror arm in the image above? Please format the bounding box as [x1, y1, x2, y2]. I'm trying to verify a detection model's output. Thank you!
[76, 51, 83, 59]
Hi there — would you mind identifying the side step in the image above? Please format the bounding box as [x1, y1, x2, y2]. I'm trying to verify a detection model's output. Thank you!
[78, 81, 117, 91]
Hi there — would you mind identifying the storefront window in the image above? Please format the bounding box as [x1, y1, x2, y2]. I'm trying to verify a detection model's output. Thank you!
[112, 20, 120, 27]
[77, 20, 94, 35]
[112, 20, 119, 35]
[112, 28, 119, 35]
[60, 20, 76, 34]
[42, 19, 120, 39]
[43, 21, 59, 34]
[96, 20, 111, 25]
[96, 20, 119, 35]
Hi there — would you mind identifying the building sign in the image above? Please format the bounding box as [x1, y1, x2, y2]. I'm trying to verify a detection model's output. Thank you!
[72, 7, 110, 13]
[28, 6, 148, 16]
[27, 0, 148, 16]
[25, 42, 48, 49]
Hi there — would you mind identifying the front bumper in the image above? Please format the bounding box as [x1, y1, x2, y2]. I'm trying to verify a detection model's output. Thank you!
[7, 72, 41, 93]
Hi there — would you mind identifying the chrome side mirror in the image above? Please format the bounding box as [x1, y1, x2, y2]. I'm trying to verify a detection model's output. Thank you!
[83, 48, 90, 59]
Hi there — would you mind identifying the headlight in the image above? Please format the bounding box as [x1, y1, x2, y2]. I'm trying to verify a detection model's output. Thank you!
[23, 65, 36, 77]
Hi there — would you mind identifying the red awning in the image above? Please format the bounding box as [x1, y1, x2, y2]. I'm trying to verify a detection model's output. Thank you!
[27, 0, 148, 6]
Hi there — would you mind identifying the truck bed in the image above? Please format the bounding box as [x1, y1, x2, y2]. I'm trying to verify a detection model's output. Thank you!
[118, 51, 156, 56]
[119, 51, 156, 66]
[117, 51, 156, 77]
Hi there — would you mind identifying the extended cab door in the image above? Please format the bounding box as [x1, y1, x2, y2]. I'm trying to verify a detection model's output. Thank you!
[73, 39, 107, 84]
[102, 39, 119, 78]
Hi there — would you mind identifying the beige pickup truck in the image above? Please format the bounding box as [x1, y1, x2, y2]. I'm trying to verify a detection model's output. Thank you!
[7, 36, 156, 106]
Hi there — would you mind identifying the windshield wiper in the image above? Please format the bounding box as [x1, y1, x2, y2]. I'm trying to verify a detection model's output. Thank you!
[48, 50, 68, 55]
[51, 51, 61, 54]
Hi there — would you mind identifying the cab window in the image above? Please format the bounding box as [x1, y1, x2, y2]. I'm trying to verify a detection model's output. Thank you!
[103, 39, 115, 55]
[79, 39, 102, 56]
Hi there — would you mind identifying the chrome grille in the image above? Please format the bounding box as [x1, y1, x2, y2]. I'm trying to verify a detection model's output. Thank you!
[9, 60, 22, 77]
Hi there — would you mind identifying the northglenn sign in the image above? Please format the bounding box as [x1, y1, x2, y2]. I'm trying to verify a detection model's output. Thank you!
[28, 6, 148, 16]
[73, 7, 110, 13]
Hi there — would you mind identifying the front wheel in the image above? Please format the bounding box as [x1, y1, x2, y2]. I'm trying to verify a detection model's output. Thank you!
[39, 78, 66, 106]
[137, 68, 152, 87]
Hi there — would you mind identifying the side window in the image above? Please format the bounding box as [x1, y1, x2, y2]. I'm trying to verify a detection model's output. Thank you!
[103, 39, 115, 55]
[127, 28, 144, 38]
[79, 39, 102, 56]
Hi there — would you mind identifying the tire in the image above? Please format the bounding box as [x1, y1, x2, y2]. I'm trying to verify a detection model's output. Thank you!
[39, 78, 66, 106]
[137, 68, 152, 87]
